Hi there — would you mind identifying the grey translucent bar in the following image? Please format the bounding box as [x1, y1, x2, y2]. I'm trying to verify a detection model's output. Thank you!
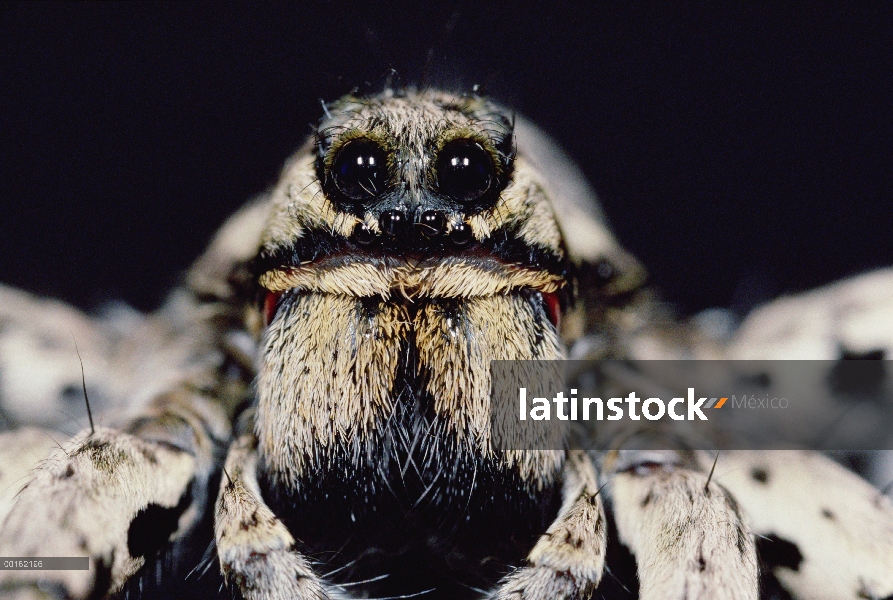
[0, 557, 89, 570]
[490, 360, 893, 450]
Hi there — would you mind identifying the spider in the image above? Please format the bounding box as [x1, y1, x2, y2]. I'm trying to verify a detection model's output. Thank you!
[0, 89, 891, 600]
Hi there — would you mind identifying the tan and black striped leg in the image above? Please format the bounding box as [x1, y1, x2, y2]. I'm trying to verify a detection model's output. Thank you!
[215, 433, 335, 600]
[489, 450, 606, 600]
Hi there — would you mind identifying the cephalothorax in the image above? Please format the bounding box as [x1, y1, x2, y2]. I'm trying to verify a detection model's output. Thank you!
[1, 89, 892, 600]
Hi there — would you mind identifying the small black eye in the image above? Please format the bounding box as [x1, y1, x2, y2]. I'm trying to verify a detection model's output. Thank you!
[352, 222, 376, 246]
[449, 221, 475, 247]
[379, 210, 408, 238]
[418, 210, 447, 238]
[331, 140, 387, 201]
[437, 140, 494, 203]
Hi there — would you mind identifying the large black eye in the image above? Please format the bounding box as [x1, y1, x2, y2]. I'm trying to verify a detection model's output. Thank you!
[331, 140, 387, 201]
[437, 140, 494, 203]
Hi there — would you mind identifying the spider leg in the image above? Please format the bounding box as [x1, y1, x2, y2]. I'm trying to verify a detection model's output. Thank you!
[712, 450, 893, 600]
[489, 450, 607, 599]
[215, 432, 337, 600]
[0, 418, 212, 598]
[606, 449, 758, 600]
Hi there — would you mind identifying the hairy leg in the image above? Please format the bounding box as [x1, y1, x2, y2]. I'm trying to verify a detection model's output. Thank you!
[215, 433, 335, 600]
[607, 449, 758, 600]
[0, 400, 223, 599]
[489, 450, 607, 600]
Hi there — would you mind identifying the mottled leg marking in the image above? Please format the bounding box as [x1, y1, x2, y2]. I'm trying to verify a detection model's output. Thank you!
[714, 451, 893, 600]
[608, 450, 758, 600]
[215, 434, 331, 600]
[0, 427, 199, 599]
[490, 450, 606, 600]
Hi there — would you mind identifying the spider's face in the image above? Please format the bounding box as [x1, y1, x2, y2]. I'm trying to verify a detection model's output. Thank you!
[255, 90, 571, 320]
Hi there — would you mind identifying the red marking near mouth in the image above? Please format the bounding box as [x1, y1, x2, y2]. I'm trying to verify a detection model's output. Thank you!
[542, 291, 561, 329]
[264, 291, 283, 326]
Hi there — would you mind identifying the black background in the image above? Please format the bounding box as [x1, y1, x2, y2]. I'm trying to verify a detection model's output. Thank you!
[1, 3, 891, 316]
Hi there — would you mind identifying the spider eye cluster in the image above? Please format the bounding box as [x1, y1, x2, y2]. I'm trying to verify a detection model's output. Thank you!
[322, 131, 507, 250]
